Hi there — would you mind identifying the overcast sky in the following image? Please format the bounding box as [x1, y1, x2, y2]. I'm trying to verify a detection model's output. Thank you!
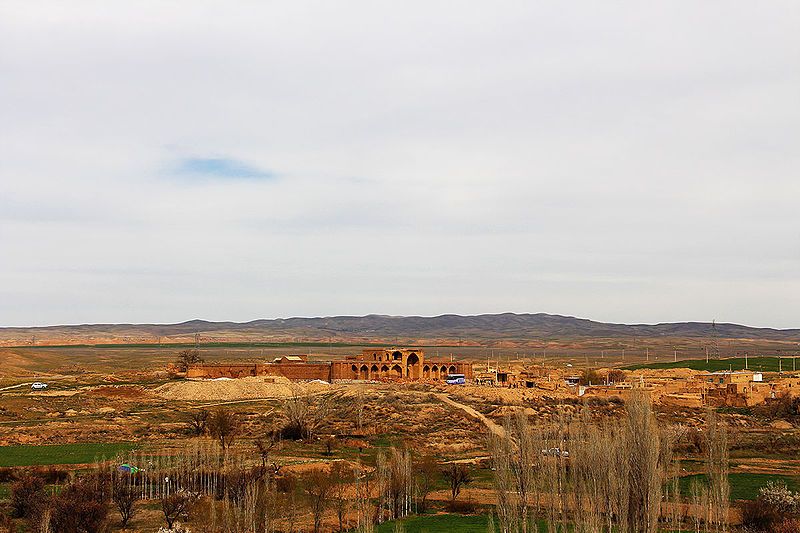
[1, 2, 799, 328]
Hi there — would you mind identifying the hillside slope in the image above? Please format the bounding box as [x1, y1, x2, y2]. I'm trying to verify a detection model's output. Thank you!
[1, 313, 798, 346]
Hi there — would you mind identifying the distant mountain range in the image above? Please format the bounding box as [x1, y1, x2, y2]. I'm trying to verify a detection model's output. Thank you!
[1, 313, 799, 346]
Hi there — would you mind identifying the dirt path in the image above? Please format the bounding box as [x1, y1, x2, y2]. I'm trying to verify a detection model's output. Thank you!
[0, 382, 33, 392]
[435, 393, 506, 439]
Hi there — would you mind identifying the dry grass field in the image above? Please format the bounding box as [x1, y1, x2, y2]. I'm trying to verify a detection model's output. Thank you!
[1, 342, 799, 532]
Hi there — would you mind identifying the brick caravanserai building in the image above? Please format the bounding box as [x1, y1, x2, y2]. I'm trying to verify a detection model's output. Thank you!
[186, 347, 473, 382]
[331, 348, 473, 381]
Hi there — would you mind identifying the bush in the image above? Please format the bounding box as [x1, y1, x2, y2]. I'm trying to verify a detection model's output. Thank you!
[741, 498, 781, 532]
[756, 392, 800, 420]
[275, 473, 298, 493]
[10, 473, 46, 518]
[446, 499, 478, 513]
[586, 396, 609, 406]
[773, 518, 800, 533]
[580, 369, 601, 385]
[0, 465, 68, 484]
[759, 481, 800, 513]
[48, 478, 110, 533]
[607, 369, 627, 383]
[0, 468, 14, 483]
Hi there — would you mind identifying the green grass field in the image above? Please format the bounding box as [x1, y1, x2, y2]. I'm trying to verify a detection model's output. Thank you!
[0, 442, 137, 467]
[375, 514, 491, 533]
[625, 356, 795, 373]
[679, 472, 799, 500]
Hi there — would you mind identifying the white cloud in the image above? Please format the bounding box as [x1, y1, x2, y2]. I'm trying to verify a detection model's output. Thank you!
[1, 1, 799, 327]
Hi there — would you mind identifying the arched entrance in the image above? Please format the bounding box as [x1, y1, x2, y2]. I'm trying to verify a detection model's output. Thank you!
[351, 364, 359, 379]
[390, 364, 402, 378]
[423, 365, 430, 379]
[359, 365, 369, 380]
[406, 352, 420, 379]
[380, 364, 389, 378]
[432, 365, 439, 379]
[392, 351, 402, 361]
[448, 365, 457, 375]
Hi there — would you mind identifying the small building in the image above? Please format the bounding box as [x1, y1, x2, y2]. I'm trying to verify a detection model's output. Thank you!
[701, 371, 758, 386]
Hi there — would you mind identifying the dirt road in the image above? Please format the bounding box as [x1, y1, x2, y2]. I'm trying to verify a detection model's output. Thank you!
[0, 382, 33, 392]
[436, 393, 506, 439]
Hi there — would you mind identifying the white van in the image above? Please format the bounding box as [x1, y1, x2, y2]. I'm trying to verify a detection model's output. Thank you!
[31, 382, 48, 390]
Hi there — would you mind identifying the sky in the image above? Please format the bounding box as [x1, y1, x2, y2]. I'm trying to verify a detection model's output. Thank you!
[1, 2, 799, 328]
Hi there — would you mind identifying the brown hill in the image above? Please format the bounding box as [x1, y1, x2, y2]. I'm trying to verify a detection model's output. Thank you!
[1, 313, 798, 346]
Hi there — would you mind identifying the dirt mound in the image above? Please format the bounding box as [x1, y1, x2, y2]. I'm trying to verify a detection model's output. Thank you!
[86, 385, 153, 400]
[154, 376, 330, 401]
[630, 368, 702, 379]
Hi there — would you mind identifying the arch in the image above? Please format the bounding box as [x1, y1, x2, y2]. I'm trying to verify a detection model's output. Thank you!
[359, 364, 369, 380]
[423, 365, 430, 379]
[392, 351, 402, 361]
[380, 364, 389, 377]
[390, 364, 402, 378]
[406, 352, 420, 380]
[431, 365, 439, 379]
[351, 364, 358, 379]
[449, 365, 457, 375]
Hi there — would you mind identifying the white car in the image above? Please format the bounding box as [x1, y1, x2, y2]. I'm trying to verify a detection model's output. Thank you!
[31, 382, 48, 390]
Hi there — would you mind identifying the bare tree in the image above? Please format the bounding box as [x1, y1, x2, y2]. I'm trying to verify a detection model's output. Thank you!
[281, 389, 335, 440]
[490, 411, 544, 533]
[353, 463, 375, 533]
[489, 391, 682, 533]
[112, 473, 140, 528]
[705, 409, 730, 531]
[443, 463, 473, 504]
[187, 409, 209, 436]
[255, 431, 281, 469]
[208, 407, 240, 452]
[303, 467, 335, 533]
[161, 491, 192, 529]
[623, 391, 665, 533]
[176, 349, 203, 372]
[330, 462, 354, 532]
[413, 454, 439, 514]
[355, 388, 366, 432]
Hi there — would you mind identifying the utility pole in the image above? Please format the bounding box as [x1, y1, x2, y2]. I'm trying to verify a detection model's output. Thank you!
[745, 352, 748, 370]
[674, 349, 677, 362]
[646, 347, 649, 362]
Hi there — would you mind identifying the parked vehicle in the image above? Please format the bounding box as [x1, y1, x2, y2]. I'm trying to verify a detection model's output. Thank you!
[30, 382, 48, 390]
[445, 373, 466, 385]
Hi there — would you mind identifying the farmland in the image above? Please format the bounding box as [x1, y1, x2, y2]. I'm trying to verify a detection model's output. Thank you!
[1, 341, 799, 532]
